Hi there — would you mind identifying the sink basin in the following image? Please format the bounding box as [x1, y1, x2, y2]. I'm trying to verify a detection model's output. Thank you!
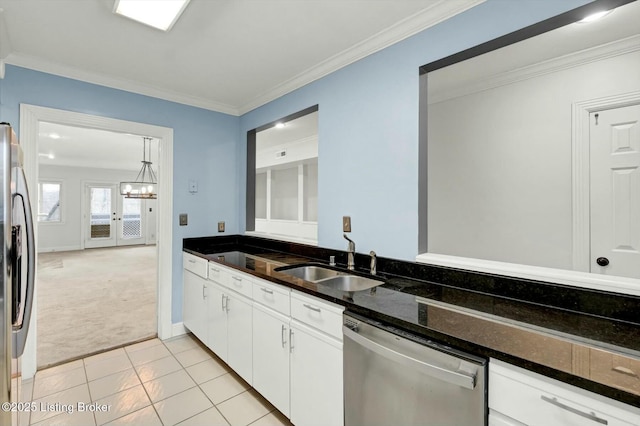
[320, 275, 384, 292]
[279, 265, 343, 281]
[277, 264, 384, 292]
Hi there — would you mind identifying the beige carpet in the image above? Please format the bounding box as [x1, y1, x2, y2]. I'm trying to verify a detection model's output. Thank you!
[37, 245, 157, 368]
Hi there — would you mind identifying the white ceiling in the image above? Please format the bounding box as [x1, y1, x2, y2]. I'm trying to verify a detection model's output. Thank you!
[257, 111, 318, 150]
[38, 122, 159, 172]
[0, 0, 482, 115]
[429, 0, 640, 100]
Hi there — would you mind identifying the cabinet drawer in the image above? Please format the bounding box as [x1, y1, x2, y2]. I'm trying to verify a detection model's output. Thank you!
[589, 348, 640, 396]
[291, 291, 344, 340]
[221, 268, 253, 299]
[253, 278, 290, 316]
[490, 359, 640, 426]
[183, 252, 208, 279]
[207, 262, 224, 283]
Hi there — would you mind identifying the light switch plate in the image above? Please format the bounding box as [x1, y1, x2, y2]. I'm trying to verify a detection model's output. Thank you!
[179, 214, 188, 226]
[218, 221, 225, 232]
[343, 216, 351, 233]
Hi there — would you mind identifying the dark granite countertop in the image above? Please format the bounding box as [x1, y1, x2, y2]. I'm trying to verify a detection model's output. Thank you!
[184, 235, 640, 409]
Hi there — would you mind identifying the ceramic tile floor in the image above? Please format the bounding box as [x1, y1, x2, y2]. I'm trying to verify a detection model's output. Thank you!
[23, 335, 293, 426]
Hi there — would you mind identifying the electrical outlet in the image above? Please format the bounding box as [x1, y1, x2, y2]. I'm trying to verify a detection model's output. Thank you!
[179, 214, 188, 226]
[343, 216, 351, 233]
[218, 221, 225, 232]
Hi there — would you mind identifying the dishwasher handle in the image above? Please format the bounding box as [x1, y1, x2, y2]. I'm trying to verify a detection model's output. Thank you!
[343, 325, 477, 390]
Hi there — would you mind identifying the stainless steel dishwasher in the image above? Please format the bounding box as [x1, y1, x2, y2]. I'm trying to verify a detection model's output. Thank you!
[343, 313, 487, 426]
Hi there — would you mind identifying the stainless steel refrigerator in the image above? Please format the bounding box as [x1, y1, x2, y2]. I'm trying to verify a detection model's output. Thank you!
[0, 123, 35, 426]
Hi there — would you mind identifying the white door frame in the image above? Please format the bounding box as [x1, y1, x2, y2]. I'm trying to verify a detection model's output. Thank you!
[20, 104, 174, 379]
[571, 91, 640, 272]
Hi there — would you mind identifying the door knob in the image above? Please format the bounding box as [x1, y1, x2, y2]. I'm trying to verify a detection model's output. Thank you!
[596, 257, 610, 267]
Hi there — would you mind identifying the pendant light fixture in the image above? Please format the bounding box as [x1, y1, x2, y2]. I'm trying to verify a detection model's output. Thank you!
[120, 137, 158, 199]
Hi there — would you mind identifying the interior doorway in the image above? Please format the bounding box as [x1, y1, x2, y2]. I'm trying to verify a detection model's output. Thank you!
[20, 104, 174, 379]
[35, 123, 161, 368]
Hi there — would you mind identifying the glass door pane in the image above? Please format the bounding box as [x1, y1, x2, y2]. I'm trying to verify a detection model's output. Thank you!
[90, 187, 112, 239]
[121, 197, 142, 240]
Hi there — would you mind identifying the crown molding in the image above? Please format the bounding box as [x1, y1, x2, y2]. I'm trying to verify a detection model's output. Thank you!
[238, 0, 485, 115]
[429, 34, 640, 104]
[4, 0, 484, 116]
[5, 52, 241, 115]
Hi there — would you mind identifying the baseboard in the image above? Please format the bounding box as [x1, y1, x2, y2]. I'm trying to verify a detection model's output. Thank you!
[38, 245, 82, 253]
[171, 322, 188, 338]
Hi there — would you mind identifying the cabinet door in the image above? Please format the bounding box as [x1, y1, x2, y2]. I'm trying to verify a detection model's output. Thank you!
[207, 282, 228, 362]
[227, 292, 253, 385]
[253, 305, 290, 417]
[290, 322, 343, 426]
[183, 270, 208, 344]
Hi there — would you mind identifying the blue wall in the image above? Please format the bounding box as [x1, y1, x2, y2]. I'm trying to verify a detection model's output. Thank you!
[239, 0, 591, 261]
[0, 66, 240, 323]
[0, 0, 591, 325]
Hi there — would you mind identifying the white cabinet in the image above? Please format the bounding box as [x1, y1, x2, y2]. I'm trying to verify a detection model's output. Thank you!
[290, 320, 343, 426]
[226, 291, 253, 383]
[182, 253, 209, 344]
[207, 272, 253, 385]
[290, 290, 344, 426]
[206, 281, 227, 362]
[489, 359, 640, 426]
[184, 256, 344, 425]
[252, 303, 291, 417]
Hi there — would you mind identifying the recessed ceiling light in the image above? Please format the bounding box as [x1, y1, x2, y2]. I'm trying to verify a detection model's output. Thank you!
[578, 10, 612, 23]
[275, 122, 286, 129]
[113, 0, 190, 31]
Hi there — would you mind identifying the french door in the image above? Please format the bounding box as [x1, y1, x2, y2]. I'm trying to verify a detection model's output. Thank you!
[85, 184, 145, 248]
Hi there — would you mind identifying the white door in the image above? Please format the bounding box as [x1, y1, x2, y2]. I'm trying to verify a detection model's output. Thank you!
[590, 104, 640, 278]
[182, 270, 208, 344]
[207, 282, 228, 363]
[290, 322, 343, 426]
[252, 305, 290, 417]
[85, 184, 145, 248]
[226, 292, 253, 385]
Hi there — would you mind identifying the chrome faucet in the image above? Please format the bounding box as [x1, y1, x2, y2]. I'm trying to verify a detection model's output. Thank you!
[369, 251, 377, 275]
[344, 234, 355, 270]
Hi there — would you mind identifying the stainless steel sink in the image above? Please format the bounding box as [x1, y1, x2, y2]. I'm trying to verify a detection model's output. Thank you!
[319, 275, 384, 292]
[278, 265, 384, 292]
[280, 265, 344, 281]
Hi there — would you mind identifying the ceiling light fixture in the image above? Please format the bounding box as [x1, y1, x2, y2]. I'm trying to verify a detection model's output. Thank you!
[578, 9, 612, 23]
[113, 0, 190, 31]
[275, 122, 286, 129]
[120, 137, 158, 199]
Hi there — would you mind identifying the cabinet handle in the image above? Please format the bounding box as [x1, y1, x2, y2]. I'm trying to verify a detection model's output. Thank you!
[289, 329, 294, 353]
[232, 276, 242, 282]
[612, 366, 638, 377]
[303, 303, 321, 313]
[221, 294, 227, 311]
[261, 287, 274, 295]
[225, 295, 230, 312]
[202, 285, 207, 299]
[210, 268, 219, 273]
[540, 395, 608, 425]
[281, 325, 287, 348]
[188, 259, 196, 263]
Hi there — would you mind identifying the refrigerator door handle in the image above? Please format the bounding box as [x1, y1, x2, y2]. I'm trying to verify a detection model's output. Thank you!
[12, 166, 35, 358]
